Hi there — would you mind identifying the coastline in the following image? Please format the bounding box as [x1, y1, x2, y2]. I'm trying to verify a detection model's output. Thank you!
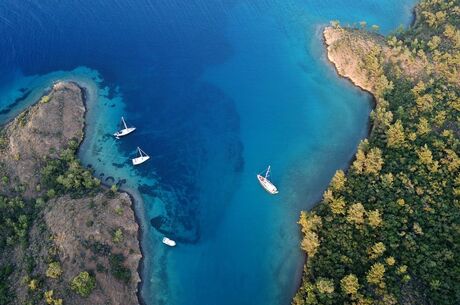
[122, 187, 148, 305]
[0, 79, 142, 304]
[321, 28, 376, 163]
[323, 31, 374, 95]
[77, 84, 147, 305]
[295, 0, 460, 302]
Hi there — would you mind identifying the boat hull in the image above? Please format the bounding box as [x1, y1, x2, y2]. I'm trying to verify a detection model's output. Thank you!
[257, 174, 278, 194]
[162, 237, 176, 247]
[114, 127, 136, 138]
[132, 155, 150, 165]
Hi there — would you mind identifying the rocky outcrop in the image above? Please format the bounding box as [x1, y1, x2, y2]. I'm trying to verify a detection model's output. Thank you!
[323, 26, 426, 95]
[0, 82, 85, 198]
[323, 27, 382, 93]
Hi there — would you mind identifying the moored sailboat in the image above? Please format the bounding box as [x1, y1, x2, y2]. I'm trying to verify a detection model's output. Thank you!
[114, 116, 136, 139]
[257, 165, 279, 194]
[132, 147, 150, 165]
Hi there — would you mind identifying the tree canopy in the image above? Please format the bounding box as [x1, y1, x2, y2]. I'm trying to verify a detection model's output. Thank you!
[295, 0, 460, 304]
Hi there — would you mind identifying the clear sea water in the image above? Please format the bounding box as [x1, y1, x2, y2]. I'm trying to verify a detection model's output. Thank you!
[0, 1, 416, 304]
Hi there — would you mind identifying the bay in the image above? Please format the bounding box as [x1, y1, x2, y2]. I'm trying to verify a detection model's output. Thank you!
[0, 0, 416, 304]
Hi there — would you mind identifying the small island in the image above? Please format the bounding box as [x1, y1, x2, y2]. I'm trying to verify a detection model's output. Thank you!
[294, 0, 459, 304]
[0, 82, 142, 305]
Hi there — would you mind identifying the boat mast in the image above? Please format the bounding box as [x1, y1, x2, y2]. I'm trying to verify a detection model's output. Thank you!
[122, 117, 128, 129]
[265, 165, 271, 178]
[138, 147, 142, 157]
[138, 147, 148, 157]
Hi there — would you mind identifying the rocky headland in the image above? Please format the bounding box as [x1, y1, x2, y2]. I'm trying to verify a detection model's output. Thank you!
[323, 26, 427, 96]
[0, 82, 141, 305]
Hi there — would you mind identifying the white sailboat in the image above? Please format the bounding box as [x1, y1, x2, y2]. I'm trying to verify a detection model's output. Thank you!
[162, 237, 176, 247]
[132, 147, 150, 165]
[114, 116, 136, 139]
[257, 165, 279, 195]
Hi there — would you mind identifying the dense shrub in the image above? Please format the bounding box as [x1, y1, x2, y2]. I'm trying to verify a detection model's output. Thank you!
[0, 264, 14, 305]
[109, 254, 131, 284]
[70, 271, 96, 297]
[0, 196, 30, 251]
[41, 140, 100, 198]
[46, 262, 63, 279]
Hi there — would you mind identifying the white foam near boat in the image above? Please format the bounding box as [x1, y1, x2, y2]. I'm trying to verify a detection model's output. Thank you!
[114, 116, 136, 139]
[162, 237, 176, 247]
[132, 147, 150, 165]
[257, 165, 279, 195]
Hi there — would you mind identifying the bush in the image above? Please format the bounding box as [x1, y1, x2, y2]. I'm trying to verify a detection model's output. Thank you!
[96, 263, 107, 273]
[82, 240, 111, 257]
[109, 254, 131, 284]
[46, 262, 62, 279]
[40, 95, 50, 104]
[112, 228, 123, 244]
[114, 206, 124, 216]
[0, 264, 14, 304]
[70, 271, 96, 297]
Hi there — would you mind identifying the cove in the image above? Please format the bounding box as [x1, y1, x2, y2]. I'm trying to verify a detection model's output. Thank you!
[0, 0, 416, 304]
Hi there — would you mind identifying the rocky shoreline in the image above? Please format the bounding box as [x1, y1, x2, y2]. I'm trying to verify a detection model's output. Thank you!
[0, 81, 143, 305]
[323, 25, 429, 95]
[77, 83, 148, 305]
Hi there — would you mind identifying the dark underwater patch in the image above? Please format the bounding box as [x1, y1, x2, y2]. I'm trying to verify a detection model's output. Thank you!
[0, 89, 31, 115]
[111, 162, 124, 168]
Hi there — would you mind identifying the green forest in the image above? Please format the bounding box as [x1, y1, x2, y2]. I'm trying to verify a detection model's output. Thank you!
[294, 0, 459, 304]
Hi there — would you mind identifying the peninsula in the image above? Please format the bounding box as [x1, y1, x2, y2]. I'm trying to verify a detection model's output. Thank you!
[0, 82, 142, 305]
[294, 0, 459, 304]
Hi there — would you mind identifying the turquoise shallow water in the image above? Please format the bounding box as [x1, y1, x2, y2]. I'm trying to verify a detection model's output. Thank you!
[0, 0, 416, 304]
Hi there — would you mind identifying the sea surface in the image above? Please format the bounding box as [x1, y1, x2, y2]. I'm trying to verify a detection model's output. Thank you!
[0, 1, 416, 304]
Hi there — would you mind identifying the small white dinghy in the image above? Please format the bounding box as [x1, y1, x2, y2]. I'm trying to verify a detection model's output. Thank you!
[162, 237, 176, 247]
[132, 147, 150, 165]
[114, 116, 136, 139]
[257, 165, 279, 195]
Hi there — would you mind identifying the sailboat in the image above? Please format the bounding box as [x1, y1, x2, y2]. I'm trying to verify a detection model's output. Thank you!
[257, 165, 279, 194]
[162, 237, 176, 247]
[132, 147, 150, 165]
[114, 116, 136, 139]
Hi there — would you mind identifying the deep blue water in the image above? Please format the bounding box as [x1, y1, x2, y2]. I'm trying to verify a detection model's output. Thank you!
[0, 1, 416, 305]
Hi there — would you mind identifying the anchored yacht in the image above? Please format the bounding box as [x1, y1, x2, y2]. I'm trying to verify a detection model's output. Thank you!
[132, 147, 150, 165]
[114, 116, 136, 139]
[257, 165, 279, 195]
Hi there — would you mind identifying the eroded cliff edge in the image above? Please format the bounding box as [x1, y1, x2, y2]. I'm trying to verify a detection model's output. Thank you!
[0, 82, 141, 305]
